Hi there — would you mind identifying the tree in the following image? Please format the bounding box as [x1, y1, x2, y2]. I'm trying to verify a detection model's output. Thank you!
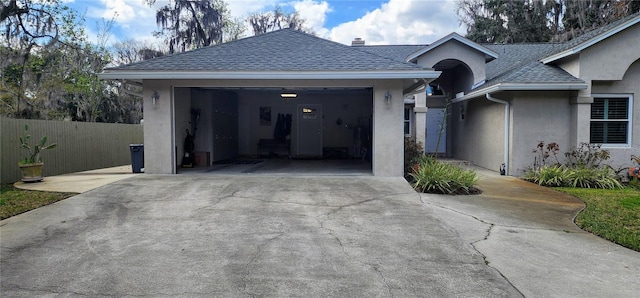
[248, 6, 313, 36]
[457, 0, 551, 43]
[457, 0, 640, 43]
[1, 2, 142, 123]
[149, 0, 244, 53]
[558, 0, 640, 41]
[112, 39, 166, 66]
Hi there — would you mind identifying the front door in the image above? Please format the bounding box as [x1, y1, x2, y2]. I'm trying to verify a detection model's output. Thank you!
[297, 104, 322, 157]
[426, 108, 446, 154]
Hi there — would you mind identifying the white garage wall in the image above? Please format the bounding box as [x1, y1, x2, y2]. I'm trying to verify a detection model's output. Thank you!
[237, 90, 372, 157]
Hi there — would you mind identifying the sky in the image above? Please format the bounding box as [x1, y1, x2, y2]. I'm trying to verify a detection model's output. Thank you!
[64, 0, 466, 47]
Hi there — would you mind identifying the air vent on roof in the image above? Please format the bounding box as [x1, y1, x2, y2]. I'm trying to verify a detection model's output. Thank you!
[352, 38, 365, 46]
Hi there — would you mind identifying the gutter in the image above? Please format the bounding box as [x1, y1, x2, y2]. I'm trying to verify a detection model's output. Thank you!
[486, 93, 510, 176]
[97, 70, 442, 81]
[452, 82, 588, 103]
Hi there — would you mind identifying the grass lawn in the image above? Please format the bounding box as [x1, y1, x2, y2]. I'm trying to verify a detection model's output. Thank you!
[0, 184, 77, 220]
[555, 187, 640, 252]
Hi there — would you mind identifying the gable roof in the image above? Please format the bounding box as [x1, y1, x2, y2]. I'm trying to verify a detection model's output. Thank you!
[451, 43, 586, 101]
[540, 12, 640, 64]
[99, 29, 439, 81]
[405, 33, 498, 63]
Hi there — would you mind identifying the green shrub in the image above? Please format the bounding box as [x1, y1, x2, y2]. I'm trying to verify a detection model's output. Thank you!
[404, 137, 424, 178]
[569, 167, 622, 189]
[537, 165, 571, 187]
[410, 156, 479, 195]
[522, 142, 622, 189]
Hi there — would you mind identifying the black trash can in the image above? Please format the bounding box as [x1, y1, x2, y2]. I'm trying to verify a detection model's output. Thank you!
[129, 144, 144, 173]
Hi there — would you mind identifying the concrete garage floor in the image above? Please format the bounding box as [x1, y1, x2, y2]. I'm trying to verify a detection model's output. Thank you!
[179, 158, 373, 175]
[2, 175, 519, 297]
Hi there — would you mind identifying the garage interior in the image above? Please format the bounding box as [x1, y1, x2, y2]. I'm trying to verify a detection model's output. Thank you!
[174, 87, 374, 175]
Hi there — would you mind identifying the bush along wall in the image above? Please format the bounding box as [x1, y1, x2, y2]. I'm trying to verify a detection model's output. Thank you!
[521, 142, 623, 189]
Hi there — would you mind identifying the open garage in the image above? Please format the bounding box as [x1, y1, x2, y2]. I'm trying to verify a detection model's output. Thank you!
[174, 87, 374, 174]
[100, 29, 439, 176]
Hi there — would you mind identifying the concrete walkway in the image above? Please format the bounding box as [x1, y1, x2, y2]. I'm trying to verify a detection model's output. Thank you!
[421, 168, 640, 297]
[13, 165, 138, 193]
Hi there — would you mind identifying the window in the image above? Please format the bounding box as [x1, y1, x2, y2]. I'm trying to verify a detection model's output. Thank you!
[590, 95, 632, 146]
[404, 106, 412, 136]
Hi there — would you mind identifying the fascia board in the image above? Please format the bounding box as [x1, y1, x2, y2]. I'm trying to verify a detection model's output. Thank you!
[97, 70, 442, 80]
[406, 33, 499, 62]
[451, 83, 588, 103]
[541, 15, 640, 64]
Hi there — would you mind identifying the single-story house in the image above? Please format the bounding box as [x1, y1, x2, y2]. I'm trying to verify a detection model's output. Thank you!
[99, 12, 639, 177]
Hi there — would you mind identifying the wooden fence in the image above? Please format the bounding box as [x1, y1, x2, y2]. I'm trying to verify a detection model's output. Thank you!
[1, 118, 143, 184]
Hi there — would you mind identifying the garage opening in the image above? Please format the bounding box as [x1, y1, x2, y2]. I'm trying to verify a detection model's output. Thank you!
[175, 87, 373, 175]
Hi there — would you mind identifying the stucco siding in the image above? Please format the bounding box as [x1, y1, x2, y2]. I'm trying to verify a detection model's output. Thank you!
[373, 81, 404, 176]
[510, 92, 572, 175]
[580, 22, 640, 82]
[451, 98, 504, 172]
[590, 59, 640, 170]
[415, 41, 487, 85]
[142, 80, 175, 174]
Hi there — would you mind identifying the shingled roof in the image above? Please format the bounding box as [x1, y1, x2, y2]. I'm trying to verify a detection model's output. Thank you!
[355, 45, 427, 63]
[106, 29, 428, 72]
[478, 43, 584, 89]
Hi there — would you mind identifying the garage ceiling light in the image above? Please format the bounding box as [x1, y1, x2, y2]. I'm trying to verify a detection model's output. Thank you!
[280, 92, 297, 98]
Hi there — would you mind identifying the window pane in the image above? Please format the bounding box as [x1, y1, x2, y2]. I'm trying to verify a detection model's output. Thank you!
[404, 107, 410, 121]
[607, 98, 628, 120]
[591, 99, 604, 119]
[404, 122, 410, 135]
[590, 122, 628, 144]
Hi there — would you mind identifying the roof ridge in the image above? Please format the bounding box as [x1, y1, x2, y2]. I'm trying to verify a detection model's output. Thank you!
[284, 29, 430, 69]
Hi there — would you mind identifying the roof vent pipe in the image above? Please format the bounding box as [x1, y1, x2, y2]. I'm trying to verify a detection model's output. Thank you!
[352, 38, 365, 46]
[486, 93, 510, 175]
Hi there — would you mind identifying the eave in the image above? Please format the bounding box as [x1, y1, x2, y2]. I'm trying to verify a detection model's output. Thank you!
[451, 82, 588, 103]
[540, 14, 640, 64]
[97, 70, 442, 81]
[406, 32, 499, 63]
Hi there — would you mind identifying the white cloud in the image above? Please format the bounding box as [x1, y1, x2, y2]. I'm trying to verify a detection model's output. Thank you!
[327, 0, 464, 45]
[99, 0, 136, 22]
[227, 0, 280, 18]
[76, 0, 463, 47]
[292, 0, 331, 36]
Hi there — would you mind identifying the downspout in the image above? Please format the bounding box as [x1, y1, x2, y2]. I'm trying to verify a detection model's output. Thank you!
[486, 93, 510, 175]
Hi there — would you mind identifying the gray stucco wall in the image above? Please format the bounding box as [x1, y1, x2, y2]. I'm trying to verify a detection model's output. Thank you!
[143, 80, 174, 174]
[510, 92, 573, 175]
[590, 59, 640, 170]
[451, 97, 505, 172]
[415, 41, 487, 85]
[556, 22, 640, 170]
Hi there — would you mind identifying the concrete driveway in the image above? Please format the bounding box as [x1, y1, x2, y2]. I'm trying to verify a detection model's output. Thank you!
[2, 171, 639, 297]
[1, 175, 520, 297]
